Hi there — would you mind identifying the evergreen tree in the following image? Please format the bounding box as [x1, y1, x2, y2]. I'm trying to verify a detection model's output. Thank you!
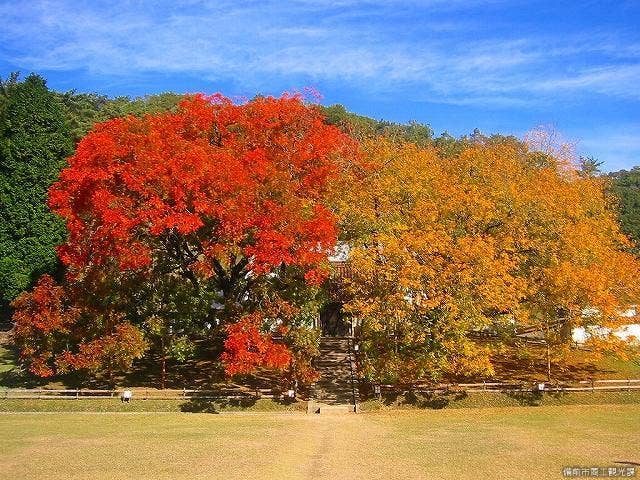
[0, 74, 73, 310]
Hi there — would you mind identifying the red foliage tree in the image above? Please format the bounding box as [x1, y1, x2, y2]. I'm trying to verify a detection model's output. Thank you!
[220, 313, 292, 376]
[12, 275, 75, 377]
[55, 323, 147, 375]
[13, 93, 357, 381]
[48, 93, 356, 298]
[11, 275, 147, 378]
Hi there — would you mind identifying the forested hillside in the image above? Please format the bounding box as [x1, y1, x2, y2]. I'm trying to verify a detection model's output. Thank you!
[608, 168, 640, 252]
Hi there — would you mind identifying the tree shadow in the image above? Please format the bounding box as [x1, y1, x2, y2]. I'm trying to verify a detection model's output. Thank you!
[180, 395, 264, 413]
[375, 389, 467, 409]
[0, 342, 50, 388]
[0, 334, 295, 393]
[409, 391, 451, 409]
[119, 338, 227, 389]
[504, 390, 544, 406]
[380, 391, 400, 406]
[179, 398, 221, 413]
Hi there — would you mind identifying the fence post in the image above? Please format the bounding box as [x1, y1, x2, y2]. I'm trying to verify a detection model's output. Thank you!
[76, 390, 79, 400]
[591, 379, 594, 393]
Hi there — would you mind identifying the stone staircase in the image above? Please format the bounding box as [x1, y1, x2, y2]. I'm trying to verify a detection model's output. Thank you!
[310, 337, 359, 413]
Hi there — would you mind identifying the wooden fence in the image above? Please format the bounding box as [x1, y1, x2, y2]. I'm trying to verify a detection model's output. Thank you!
[1, 387, 281, 400]
[377, 378, 640, 395]
[2, 379, 640, 400]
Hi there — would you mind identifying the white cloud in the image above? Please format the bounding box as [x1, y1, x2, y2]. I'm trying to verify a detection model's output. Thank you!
[532, 65, 640, 99]
[0, 0, 639, 107]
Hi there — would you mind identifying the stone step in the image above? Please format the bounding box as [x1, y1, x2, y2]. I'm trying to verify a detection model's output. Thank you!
[307, 402, 357, 414]
[315, 384, 353, 389]
[316, 382, 352, 387]
[315, 389, 353, 396]
[313, 336, 359, 408]
[315, 362, 351, 368]
[315, 386, 353, 392]
[313, 395, 357, 405]
[316, 378, 351, 384]
[314, 395, 354, 402]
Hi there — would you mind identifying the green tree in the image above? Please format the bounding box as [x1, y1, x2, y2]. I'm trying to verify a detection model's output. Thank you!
[321, 103, 433, 145]
[0, 74, 73, 310]
[609, 167, 640, 251]
[58, 91, 185, 143]
[579, 156, 603, 178]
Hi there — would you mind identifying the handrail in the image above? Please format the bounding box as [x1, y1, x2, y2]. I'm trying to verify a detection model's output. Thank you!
[347, 337, 358, 411]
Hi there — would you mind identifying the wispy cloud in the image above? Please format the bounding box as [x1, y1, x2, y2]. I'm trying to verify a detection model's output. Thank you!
[1, 0, 639, 169]
[532, 65, 640, 99]
[1, 0, 639, 108]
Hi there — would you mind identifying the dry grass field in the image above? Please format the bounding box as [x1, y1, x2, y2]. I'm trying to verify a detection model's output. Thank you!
[1, 404, 638, 480]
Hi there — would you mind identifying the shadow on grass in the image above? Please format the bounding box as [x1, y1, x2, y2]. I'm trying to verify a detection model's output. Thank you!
[407, 388, 549, 408]
[377, 389, 468, 410]
[180, 396, 262, 413]
[371, 387, 564, 409]
[405, 391, 451, 409]
[504, 390, 544, 406]
[179, 395, 300, 413]
[0, 343, 51, 388]
[0, 334, 288, 392]
[180, 398, 222, 413]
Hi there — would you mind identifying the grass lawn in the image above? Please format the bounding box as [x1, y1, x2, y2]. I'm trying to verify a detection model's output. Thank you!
[1, 405, 638, 480]
[0, 397, 307, 413]
[360, 390, 640, 411]
[1, 390, 639, 413]
[0, 344, 15, 374]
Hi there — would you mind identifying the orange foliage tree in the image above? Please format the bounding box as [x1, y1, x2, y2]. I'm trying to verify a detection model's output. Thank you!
[336, 136, 640, 385]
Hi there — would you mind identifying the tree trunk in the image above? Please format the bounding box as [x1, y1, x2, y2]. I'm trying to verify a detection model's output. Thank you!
[546, 342, 551, 383]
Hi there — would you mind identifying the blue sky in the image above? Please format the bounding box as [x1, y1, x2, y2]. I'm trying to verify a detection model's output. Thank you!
[1, 0, 639, 171]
